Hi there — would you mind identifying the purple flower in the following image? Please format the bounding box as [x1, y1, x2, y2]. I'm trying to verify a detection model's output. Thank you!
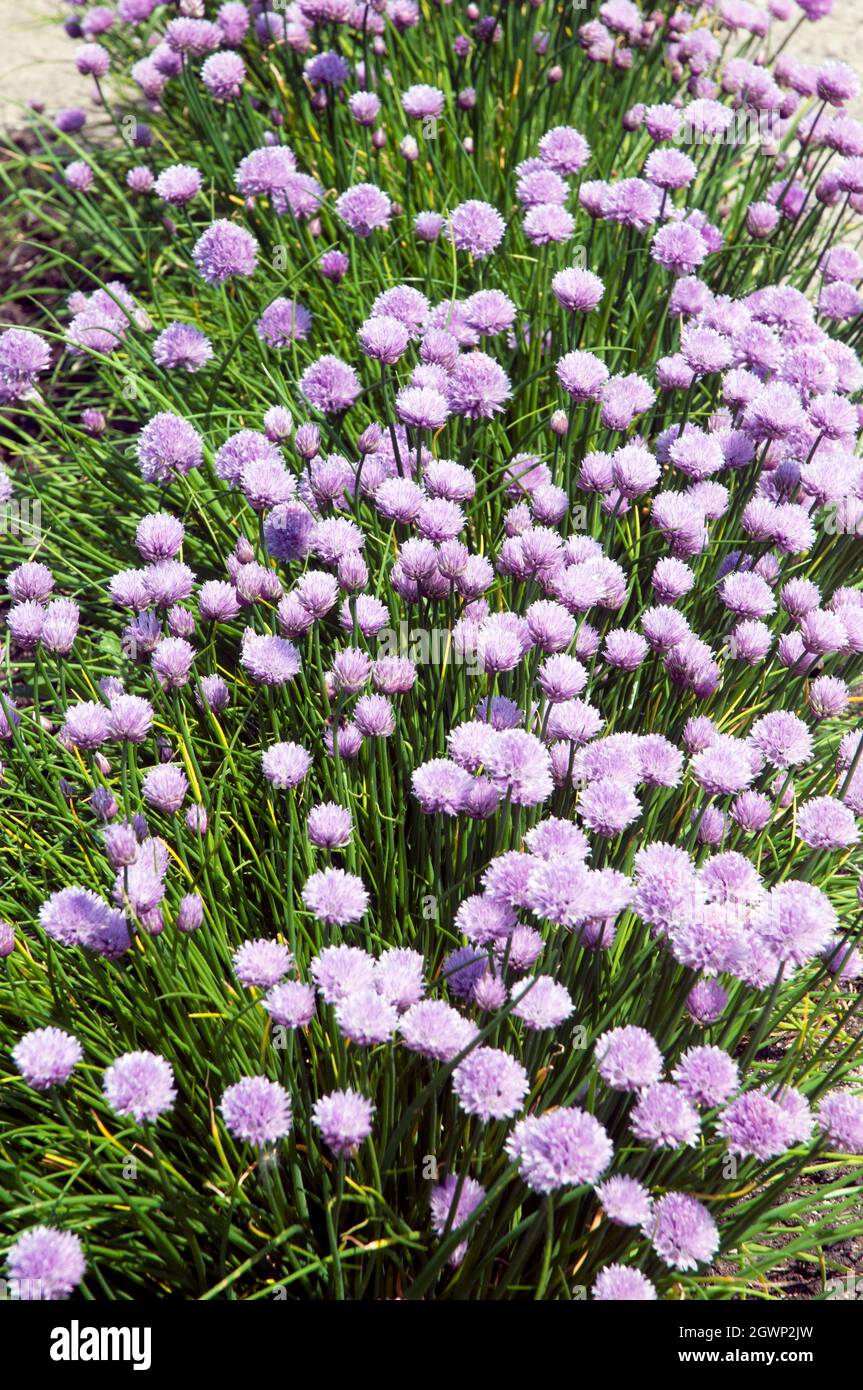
[604, 629, 648, 671]
[429, 1173, 485, 1266]
[216, 429, 280, 487]
[651, 222, 708, 276]
[691, 734, 758, 796]
[719, 570, 775, 621]
[307, 802, 352, 849]
[301, 867, 369, 925]
[551, 266, 604, 313]
[145, 559, 195, 608]
[136, 512, 184, 562]
[447, 351, 511, 419]
[240, 632, 301, 685]
[256, 298, 312, 348]
[525, 817, 589, 860]
[198, 580, 240, 624]
[221, 1075, 292, 1147]
[233, 938, 293, 989]
[579, 778, 641, 837]
[593, 1265, 657, 1300]
[165, 16, 222, 54]
[42, 614, 81, 691]
[402, 83, 445, 118]
[374, 948, 425, 1010]
[330, 646, 371, 695]
[818, 1092, 863, 1153]
[507, 1106, 612, 1192]
[192, 219, 258, 285]
[464, 289, 516, 336]
[299, 355, 361, 414]
[396, 384, 450, 430]
[349, 91, 381, 126]
[449, 200, 506, 258]
[353, 694, 395, 737]
[0, 328, 51, 396]
[56, 106, 87, 133]
[309, 517, 364, 565]
[596, 1175, 653, 1226]
[12, 1027, 82, 1090]
[412, 759, 473, 815]
[486, 730, 553, 807]
[809, 674, 849, 719]
[196, 674, 231, 713]
[647, 1192, 719, 1271]
[748, 710, 812, 768]
[399, 999, 478, 1061]
[557, 350, 609, 401]
[755, 880, 836, 966]
[537, 654, 589, 703]
[103, 822, 138, 869]
[89, 787, 117, 822]
[511, 974, 574, 1030]
[154, 164, 202, 207]
[743, 382, 806, 440]
[39, 886, 130, 958]
[600, 373, 655, 430]
[524, 203, 575, 245]
[415, 211, 445, 241]
[136, 412, 203, 483]
[177, 893, 203, 932]
[611, 442, 659, 498]
[359, 314, 410, 364]
[596, 1026, 662, 1091]
[718, 1089, 803, 1160]
[645, 148, 696, 191]
[336, 989, 398, 1045]
[141, 764, 188, 813]
[201, 49, 246, 100]
[6, 1226, 86, 1300]
[687, 979, 728, 1025]
[747, 201, 779, 238]
[305, 50, 349, 87]
[453, 1046, 529, 1122]
[241, 459, 296, 511]
[815, 60, 860, 106]
[335, 183, 391, 238]
[538, 124, 590, 173]
[604, 177, 660, 231]
[673, 1046, 739, 1109]
[372, 286, 430, 335]
[443, 946, 488, 999]
[264, 981, 316, 1029]
[7, 560, 53, 601]
[797, 796, 859, 849]
[312, 1087, 374, 1156]
[103, 1051, 176, 1123]
[62, 700, 109, 751]
[263, 406, 293, 442]
[517, 168, 568, 207]
[630, 1083, 700, 1147]
[150, 636, 194, 688]
[75, 41, 110, 76]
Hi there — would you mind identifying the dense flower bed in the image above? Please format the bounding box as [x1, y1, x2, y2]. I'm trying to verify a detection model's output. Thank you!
[0, 0, 863, 1301]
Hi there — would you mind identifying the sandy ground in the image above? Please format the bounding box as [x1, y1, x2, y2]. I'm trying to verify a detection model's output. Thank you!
[788, 0, 863, 119]
[0, 0, 861, 126]
[0, 0, 92, 128]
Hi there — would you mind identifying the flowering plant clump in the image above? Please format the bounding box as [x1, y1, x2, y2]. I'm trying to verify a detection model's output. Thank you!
[0, 0, 863, 1303]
